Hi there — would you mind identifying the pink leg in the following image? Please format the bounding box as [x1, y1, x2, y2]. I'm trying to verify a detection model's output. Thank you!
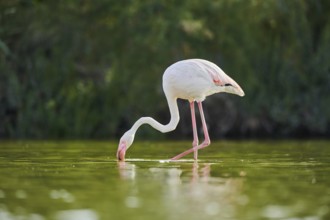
[190, 101, 199, 160]
[197, 101, 211, 148]
[171, 102, 211, 160]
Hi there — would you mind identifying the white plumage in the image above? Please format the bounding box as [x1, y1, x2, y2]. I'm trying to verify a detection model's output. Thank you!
[117, 59, 244, 161]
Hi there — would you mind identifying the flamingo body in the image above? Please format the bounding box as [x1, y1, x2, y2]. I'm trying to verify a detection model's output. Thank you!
[117, 59, 244, 161]
[163, 59, 244, 102]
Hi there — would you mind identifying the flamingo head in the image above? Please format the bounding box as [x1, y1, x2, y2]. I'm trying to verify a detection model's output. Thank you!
[117, 130, 135, 161]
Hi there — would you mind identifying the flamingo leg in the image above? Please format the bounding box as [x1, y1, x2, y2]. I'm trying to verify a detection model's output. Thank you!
[190, 101, 199, 160]
[197, 101, 211, 148]
[171, 101, 211, 160]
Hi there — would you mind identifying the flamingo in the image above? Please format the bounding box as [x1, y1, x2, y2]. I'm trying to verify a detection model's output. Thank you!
[117, 59, 244, 161]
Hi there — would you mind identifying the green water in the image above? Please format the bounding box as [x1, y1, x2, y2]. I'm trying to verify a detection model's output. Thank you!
[0, 140, 329, 220]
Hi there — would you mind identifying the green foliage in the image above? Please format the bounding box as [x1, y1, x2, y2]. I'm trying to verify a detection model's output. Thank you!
[0, 0, 329, 138]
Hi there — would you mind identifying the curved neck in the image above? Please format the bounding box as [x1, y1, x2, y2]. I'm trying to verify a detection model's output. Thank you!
[130, 95, 180, 134]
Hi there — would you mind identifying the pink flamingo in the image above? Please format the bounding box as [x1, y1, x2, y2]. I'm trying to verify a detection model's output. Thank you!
[117, 59, 244, 161]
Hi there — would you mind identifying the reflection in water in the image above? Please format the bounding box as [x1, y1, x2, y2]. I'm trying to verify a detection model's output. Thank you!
[50, 189, 75, 203]
[0, 208, 98, 220]
[55, 209, 98, 220]
[117, 161, 244, 219]
[117, 161, 136, 180]
[0, 208, 44, 220]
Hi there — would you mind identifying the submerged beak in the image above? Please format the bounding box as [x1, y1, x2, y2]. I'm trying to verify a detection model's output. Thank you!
[116, 142, 126, 161]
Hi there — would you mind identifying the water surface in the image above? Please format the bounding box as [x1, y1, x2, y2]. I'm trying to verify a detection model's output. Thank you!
[0, 140, 329, 220]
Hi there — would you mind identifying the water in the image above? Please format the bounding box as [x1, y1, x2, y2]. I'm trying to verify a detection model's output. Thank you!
[0, 140, 329, 220]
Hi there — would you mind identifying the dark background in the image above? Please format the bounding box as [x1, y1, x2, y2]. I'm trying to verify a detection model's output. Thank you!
[1, 0, 329, 140]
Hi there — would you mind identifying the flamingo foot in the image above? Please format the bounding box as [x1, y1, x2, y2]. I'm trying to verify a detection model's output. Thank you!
[171, 140, 210, 161]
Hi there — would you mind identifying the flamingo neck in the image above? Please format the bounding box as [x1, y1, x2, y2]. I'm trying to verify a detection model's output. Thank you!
[130, 96, 180, 135]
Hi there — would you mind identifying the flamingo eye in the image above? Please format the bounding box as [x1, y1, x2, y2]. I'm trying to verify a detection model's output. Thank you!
[224, 83, 233, 87]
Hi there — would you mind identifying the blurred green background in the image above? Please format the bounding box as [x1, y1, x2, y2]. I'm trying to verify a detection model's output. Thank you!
[0, 0, 329, 140]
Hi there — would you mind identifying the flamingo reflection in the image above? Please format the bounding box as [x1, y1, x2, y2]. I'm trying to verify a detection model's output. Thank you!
[117, 160, 244, 219]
